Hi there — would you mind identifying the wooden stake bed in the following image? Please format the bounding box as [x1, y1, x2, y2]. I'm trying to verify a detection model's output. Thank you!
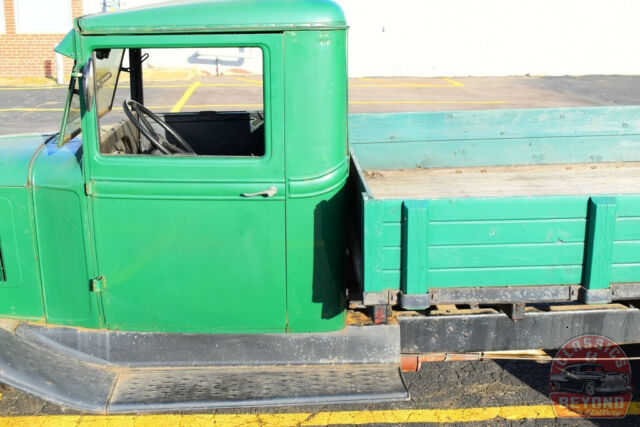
[364, 161, 640, 199]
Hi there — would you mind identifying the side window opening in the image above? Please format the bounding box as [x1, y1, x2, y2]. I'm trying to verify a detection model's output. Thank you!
[96, 47, 265, 157]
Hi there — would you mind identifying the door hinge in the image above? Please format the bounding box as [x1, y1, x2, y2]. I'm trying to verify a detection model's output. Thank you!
[91, 276, 106, 292]
[85, 181, 95, 196]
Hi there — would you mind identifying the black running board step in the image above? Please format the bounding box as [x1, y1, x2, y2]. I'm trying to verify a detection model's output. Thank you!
[0, 319, 407, 413]
[109, 364, 407, 412]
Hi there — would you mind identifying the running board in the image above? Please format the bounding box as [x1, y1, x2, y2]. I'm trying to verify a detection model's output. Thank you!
[0, 320, 407, 413]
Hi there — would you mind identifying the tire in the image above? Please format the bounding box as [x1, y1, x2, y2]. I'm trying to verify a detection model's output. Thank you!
[584, 380, 597, 396]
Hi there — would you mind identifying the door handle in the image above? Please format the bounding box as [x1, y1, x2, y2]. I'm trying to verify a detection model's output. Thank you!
[241, 186, 278, 198]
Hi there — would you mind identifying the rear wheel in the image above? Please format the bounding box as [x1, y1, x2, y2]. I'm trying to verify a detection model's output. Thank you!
[584, 380, 597, 396]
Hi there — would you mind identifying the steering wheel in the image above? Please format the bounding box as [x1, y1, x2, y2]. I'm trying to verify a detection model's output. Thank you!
[122, 99, 195, 155]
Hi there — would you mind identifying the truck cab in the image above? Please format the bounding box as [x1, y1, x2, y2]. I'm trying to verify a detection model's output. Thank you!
[0, 0, 348, 333]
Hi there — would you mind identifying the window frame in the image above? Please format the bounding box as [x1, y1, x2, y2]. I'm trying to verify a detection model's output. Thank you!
[95, 46, 265, 159]
[80, 33, 284, 184]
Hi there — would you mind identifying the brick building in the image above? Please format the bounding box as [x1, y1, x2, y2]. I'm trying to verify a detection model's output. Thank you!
[0, 0, 83, 78]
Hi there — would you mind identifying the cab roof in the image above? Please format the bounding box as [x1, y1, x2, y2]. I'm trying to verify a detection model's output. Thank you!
[77, 0, 346, 35]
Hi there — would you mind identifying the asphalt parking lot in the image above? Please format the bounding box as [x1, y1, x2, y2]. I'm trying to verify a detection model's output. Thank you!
[3, 74, 640, 134]
[2, 75, 640, 425]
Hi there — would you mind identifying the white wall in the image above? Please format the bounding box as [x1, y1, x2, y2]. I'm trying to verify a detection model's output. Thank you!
[339, 0, 640, 77]
[81, 0, 640, 77]
[14, 0, 72, 33]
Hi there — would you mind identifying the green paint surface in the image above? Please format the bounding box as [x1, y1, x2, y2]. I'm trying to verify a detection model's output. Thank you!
[353, 110, 640, 295]
[350, 107, 640, 169]
[0, 2, 348, 333]
[79, 0, 346, 34]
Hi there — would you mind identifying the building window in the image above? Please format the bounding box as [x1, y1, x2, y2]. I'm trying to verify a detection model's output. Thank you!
[14, 0, 72, 34]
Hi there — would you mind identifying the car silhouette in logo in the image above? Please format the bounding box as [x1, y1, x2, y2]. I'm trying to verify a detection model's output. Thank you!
[550, 363, 632, 396]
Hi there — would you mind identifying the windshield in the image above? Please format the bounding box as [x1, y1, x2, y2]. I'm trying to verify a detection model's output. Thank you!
[94, 49, 125, 118]
[59, 49, 124, 145]
[60, 76, 82, 144]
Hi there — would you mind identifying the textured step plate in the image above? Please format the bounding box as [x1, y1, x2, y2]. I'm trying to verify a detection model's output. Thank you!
[109, 365, 408, 412]
[0, 320, 407, 413]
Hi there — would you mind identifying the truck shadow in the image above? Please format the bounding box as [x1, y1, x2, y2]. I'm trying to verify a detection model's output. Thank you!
[312, 191, 346, 319]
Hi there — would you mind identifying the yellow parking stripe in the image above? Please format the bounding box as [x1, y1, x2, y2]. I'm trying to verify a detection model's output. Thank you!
[352, 77, 465, 88]
[0, 86, 66, 91]
[442, 77, 465, 87]
[232, 76, 263, 85]
[0, 107, 64, 112]
[1, 403, 639, 426]
[170, 81, 202, 113]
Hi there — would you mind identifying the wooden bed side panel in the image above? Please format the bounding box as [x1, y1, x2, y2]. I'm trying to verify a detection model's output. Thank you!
[349, 107, 640, 170]
[360, 195, 640, 294]
[612, 195, 640, 283]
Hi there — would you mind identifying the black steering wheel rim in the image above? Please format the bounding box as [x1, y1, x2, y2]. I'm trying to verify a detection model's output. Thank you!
[122, 99, 195, 155]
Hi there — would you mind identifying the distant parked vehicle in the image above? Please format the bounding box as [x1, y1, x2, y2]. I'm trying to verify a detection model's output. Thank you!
[550, 363, 632, 396]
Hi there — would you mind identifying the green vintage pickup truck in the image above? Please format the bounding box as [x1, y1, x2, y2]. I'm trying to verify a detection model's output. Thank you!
[1, 0, 640, 412]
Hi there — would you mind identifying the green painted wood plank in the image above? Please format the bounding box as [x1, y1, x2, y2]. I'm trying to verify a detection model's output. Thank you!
[382, 223, 402, 247]
[612, 241, 640, 263]
[381, 200, 403, 222]
[381, 270, 401, 288]
[616, 196, 640, 217]
[429, 219, 587, 245]
[351, 136, 640, 170]
[583, 197, 617, 291]
[611, 264, 640, 283]
[383, 243, 585, 270]
[383, 219, 587, 247]
[430, 243, 585, 269]
[363, 198, 386, 292]
[382, 248, 402, 270]
[424, 197, 588, 222]
[428, 265, 583, 287]
[401, 200, 429, 295]
[381, 265, 585, 289]
[614, 218, 640, 240]
[349, 107, 640, 144]
[382, 197, 589, 222]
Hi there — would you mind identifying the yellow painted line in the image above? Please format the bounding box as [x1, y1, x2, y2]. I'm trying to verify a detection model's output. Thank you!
[350, 100, 508, 105]
[0, 86, 66, 91]
[1, 403, 639, 426]
[358, 77, 380, 83]
[351, 77, 464, 88]
[170, 81, 202, 113]
[0, 107, 64, 112]
[185, 103, 263, 108]
[442, 77, 465, 87]
[232, 76, 263, 85]
[200, 83, 262, 87]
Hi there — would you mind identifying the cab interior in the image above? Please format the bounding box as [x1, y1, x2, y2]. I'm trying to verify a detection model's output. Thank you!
[94, 47, 265, 157]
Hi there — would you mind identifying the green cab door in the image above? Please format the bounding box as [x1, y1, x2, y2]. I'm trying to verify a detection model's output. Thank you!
[83, 34, 287, 333]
